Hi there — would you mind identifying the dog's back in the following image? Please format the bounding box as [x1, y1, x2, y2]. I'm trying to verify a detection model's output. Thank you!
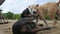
[38, 2, 58, 15]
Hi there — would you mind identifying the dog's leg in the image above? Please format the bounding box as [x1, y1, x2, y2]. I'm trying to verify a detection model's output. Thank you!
[48, 8, 57, 28]
[53, 19, 57, 28]
[57, 15, 60, 20]
[56, 9, 60, 20]
[49, 16, 57, 28]
[38, 11, 48, 27]
[36, 17, 38, 23]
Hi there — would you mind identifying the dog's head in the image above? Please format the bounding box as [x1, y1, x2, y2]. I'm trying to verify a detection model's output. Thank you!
[28, 4, 39, 15]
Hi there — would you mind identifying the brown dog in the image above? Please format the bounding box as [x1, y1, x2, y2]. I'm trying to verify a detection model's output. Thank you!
[28, 0, 60, 28]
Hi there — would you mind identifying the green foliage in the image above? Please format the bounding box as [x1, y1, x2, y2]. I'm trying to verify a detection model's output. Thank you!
[45, 14, 58, 20]
[12, 14, 21, 20]
[45, 15, 51, 20]
[6, 12, 14, 19]
[55, 14, 58, 19]
[2, 13, 7, 19]
[2, 11, 58, 20]
[3, 11, 21, 20]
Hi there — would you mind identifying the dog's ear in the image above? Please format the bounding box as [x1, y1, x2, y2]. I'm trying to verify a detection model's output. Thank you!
[36, 4, 39, 7]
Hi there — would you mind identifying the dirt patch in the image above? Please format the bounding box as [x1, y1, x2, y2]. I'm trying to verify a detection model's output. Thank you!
[0, 20, 60, 34]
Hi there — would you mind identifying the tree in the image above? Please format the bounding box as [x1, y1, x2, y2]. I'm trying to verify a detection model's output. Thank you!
[12, 14, 20, 20]
[6, 12, 14, 19]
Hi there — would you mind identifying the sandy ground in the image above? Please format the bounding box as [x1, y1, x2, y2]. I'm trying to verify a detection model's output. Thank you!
[0, 20, 60, 34]
[0, 20, 17, 34]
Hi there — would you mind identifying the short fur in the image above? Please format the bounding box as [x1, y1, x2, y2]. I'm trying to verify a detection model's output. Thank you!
[21, 8, 31, 18]
[29, 0, 60, 27]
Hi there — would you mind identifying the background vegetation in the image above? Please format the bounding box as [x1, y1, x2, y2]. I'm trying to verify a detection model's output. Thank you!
[2, 12, 21, 20]
[2, 11, 58, 20]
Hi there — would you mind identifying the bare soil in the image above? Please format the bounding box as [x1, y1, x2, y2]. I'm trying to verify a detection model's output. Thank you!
[0, 20, 60, 34]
